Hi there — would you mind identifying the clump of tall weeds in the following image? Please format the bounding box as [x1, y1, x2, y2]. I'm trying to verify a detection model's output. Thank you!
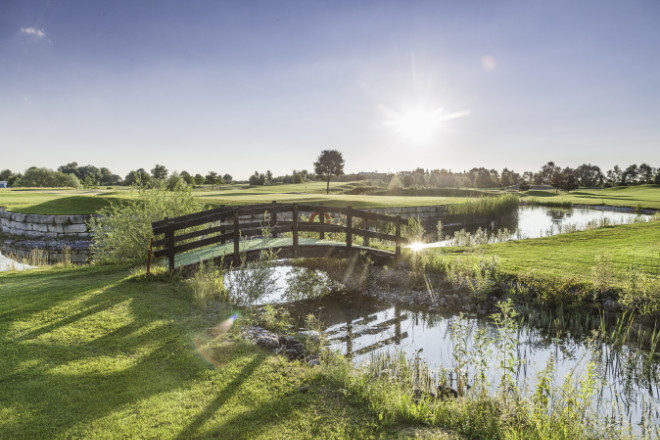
[88, 183, 201, 264]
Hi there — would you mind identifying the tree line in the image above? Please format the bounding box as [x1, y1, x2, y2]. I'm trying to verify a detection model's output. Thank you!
[382, 161, 659, 192]
[0, 158, 658, 192]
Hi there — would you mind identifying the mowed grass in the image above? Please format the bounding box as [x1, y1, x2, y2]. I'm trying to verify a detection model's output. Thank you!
[524, 184, 660, 210]
[0, 183, 473, 214]
[437, 220, 660, 282]
[0, 265, 381, 439]
[0, 189, 128, 214]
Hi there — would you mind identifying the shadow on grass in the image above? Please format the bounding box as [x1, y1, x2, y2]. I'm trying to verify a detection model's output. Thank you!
[174, 355, 264, 440]
[17, 195, 125, 214]
[0, 265, 225, 438]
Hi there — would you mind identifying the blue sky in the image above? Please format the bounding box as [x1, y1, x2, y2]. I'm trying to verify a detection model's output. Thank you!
[1, 0, 659, 179]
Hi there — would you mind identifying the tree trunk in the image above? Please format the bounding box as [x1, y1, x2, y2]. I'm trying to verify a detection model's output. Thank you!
[326, 176, 330, 194]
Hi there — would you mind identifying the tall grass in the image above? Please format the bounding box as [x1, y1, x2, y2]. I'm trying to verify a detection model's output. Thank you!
[446, 194, 519, 223]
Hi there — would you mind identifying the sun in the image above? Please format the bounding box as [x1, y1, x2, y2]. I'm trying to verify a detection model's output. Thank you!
[383, 105, 470, 143]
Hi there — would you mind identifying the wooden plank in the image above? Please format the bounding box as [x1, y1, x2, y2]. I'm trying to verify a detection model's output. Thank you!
[153, 211, 231, 235]
[151, 205, 230, 229]
[153, 225, 225, 248]
[352, 228, 408, 244]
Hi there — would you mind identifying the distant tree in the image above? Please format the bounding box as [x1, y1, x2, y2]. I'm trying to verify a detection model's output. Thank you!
[550, 167, 578, 193]
[179, 171, 193, 185]
[606, 165, 622, 186]
[534, 161, 560, 185]
[265, 170, 273, 182]
[16, 167, 81, 188]
[291, 172, 303, 184]
[574, 164, 603, 187]
[402, 174, 415, 187]
[314, 150, 345, 194]
[193, 174, 205, 185]
[622, 164, 639, 185]
[222, 174, 233, 184]
[151, 164, 168, 180]
[100, 167, 122, 186]
[0, 169, 15, 184]
[654, 172, 660, 185]
[124, 168, 151, 186]
[78, 165, 102, 186]
[58, 162, 79, 177]
[205, 171, 220, 188]
[249, 171, 266, 186]
[639, 163, 655, 183]
[500, 168, 519, 187]
[518, 180, 530, 192]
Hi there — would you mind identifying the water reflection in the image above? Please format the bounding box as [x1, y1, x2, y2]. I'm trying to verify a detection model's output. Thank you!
[423, 205, 651, 247]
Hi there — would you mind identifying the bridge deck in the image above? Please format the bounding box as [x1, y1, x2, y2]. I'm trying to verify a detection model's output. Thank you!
[174, 237, 389, 269]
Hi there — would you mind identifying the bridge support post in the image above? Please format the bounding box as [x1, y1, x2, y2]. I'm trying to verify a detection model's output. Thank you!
[363, 211, 369, 247]
[233, 208, 240, 266]
[346, 206, 352, 252]
[220, 205, 226, 244]
[292, 204, 298, 257]
[319, 208, 325, 240]
[395, 218, 401, 259]
[166, 221, 175, 271]
[270, 201, 277, 238]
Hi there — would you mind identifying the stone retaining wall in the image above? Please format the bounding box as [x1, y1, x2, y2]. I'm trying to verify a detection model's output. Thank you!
[0, 209, 99, 239]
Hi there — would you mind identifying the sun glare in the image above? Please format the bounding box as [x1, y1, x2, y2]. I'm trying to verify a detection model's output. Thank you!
[383, 105, 470, 143]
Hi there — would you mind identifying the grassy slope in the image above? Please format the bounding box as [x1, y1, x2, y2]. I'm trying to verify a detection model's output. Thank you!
[0, 265, 384, 440]
[437, 220, 660, 281]
[524, 184, 660, 210]
[0, 183, 471, 214]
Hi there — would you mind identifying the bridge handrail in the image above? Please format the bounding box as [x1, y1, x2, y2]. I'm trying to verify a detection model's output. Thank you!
[150, 202, 408, 271]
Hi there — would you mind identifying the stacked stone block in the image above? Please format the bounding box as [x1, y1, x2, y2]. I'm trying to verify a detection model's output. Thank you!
[0, 209, 97, 239]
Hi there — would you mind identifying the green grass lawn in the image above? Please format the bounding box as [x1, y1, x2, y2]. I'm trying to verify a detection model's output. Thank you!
[3, 184, 659, 215]
[524, 184, 660, 210]
[0, 264, 390, 439]
[436, 220, 660, 282]
[0, 183, 473, 214]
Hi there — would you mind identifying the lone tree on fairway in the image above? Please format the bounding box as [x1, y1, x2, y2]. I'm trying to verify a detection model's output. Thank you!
[314, 149, 345, 194]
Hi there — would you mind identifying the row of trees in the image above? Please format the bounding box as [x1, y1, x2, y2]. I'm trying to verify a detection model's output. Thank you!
[0, 163, 233, 189]
[2, 156, 658, 193]
[386, 162, 660, 192]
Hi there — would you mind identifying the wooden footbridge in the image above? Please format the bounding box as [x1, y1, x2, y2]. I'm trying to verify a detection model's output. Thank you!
[150, 202, 408, 273]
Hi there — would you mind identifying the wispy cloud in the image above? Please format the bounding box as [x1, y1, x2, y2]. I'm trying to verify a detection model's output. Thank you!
[20, 27, 46, 38]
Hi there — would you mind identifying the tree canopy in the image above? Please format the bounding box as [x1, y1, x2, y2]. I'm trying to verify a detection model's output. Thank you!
[314, 149, 345, 194]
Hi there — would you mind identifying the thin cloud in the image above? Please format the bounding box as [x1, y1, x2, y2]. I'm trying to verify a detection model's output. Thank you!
[20, 27, 46, 38]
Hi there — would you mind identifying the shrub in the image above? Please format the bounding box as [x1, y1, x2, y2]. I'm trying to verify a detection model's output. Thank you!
[88, 183, 201, 264]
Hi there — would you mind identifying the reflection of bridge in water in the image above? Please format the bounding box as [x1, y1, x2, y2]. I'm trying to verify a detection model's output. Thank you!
[284, 292, 409, 358]
[324, 305, 408, 358]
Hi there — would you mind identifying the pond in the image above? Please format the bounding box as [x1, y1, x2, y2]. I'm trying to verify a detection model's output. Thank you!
[0, 251, 34, 271]
[230, 264, 660, 434]
[419, 205, 652, 248]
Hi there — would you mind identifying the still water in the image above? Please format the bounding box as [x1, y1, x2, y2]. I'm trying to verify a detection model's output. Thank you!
[235, 263, 659, 432]
[419, 205, 652, 248]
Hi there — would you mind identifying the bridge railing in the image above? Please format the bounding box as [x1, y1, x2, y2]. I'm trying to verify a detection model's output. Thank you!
[150, 202, 408, 271]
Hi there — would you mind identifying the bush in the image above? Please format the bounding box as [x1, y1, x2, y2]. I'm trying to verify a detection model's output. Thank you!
[88, 184, 201, 264]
